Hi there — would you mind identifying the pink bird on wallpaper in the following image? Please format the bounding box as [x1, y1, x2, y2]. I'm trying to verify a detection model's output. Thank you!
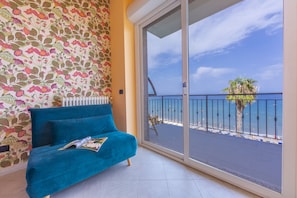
[23, 27, 30, 35]
[28, 85, 51, 93]
[72, 40, 88, 48]
[0, 40, 12, 49]
[73, 71, 88, 78]
[12, 17, 22, 24]
[1, 85, 14, 91]
[0, 0, 10, 7]
[24, 8, 48, 20]
[70, 8, 86, 17]
[15, 100, 25, 105]
[26, 47, 50, 56]
[13, 58, 24, 65]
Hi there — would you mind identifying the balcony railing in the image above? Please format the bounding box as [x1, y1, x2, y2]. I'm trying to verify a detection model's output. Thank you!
[148, 93, 283, 141]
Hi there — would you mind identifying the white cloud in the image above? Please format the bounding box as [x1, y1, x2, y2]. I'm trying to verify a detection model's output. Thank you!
[256, 64, 283, 80]
[253, 64, 283, 92]
[147, 31, 181, 68]
[189, 0, 283, 58]
[192, 66, 234, 80]
[147, 0, 283, 67]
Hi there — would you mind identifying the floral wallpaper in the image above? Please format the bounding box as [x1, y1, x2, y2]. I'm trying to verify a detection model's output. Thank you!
[0, 0, 111, 169]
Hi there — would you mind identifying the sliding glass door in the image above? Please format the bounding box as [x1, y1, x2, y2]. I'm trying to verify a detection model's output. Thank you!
[188, 0, 283, 192]
[143, 6, 184, 155]
[141, 0, 283, 194]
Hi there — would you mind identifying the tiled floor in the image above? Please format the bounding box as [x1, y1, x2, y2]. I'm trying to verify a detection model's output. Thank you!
[0, 147, 261, 198]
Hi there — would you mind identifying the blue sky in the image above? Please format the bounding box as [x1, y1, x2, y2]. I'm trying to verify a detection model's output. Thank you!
[147, 0, 283, 95]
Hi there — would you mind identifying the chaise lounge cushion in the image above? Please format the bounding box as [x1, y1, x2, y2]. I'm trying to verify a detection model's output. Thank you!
[50, 115, 118, 145]
[26, 131, 137, 197]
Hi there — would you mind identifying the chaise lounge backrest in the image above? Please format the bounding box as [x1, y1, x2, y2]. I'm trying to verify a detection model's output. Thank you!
[29, 104, 113, 148]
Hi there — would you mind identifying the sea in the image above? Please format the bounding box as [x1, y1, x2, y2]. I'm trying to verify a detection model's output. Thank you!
[148, 93, 283, 140]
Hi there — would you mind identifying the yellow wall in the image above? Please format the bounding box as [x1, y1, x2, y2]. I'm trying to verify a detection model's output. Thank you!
[110, 0, 137, 136]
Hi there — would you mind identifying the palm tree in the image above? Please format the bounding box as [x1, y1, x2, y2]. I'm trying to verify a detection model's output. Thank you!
[223, 77, 257, 133]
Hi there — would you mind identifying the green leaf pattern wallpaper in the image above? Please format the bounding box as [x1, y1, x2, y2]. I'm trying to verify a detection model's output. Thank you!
[0, 0, 111, 169]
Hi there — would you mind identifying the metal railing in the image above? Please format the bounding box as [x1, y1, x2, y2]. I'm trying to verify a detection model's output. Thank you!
[148, 93, 283, 140]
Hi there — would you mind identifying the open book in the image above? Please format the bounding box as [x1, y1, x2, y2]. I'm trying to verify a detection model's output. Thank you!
[59, 136, 108, 152]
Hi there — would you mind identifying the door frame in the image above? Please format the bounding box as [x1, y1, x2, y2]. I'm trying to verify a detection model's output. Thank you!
[132, 0, 296, 197]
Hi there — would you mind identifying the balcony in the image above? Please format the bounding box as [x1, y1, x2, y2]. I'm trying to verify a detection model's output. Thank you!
[146, 93, 282, 192]
[148, 93, 283, 142]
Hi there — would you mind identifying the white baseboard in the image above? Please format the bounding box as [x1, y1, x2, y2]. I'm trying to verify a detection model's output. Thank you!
[0, 162, 27, 176]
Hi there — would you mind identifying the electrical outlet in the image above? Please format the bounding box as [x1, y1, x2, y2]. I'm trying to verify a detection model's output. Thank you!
[0, 145, 9, 153]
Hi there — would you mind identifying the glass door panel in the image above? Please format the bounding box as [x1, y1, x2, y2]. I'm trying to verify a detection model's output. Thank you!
[188, 0, 283, 192]
[143, 6, 184, 154]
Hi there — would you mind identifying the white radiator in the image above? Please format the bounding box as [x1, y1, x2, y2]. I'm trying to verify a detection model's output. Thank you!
[62, 96, 109, 107]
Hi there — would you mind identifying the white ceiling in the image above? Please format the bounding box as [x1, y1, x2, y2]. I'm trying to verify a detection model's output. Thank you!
[147, 0, 241, 38]
[128, 0, 242, 38]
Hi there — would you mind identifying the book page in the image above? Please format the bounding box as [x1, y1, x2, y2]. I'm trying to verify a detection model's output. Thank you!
[59, 136, 107, 152]
[80, 137, 108, 152]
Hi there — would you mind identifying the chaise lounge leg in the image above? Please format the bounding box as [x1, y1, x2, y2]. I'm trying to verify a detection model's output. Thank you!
[127, 158, 131, 166]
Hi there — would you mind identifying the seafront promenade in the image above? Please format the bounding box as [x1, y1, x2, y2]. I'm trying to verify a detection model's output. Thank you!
[147, 123, 282, 192]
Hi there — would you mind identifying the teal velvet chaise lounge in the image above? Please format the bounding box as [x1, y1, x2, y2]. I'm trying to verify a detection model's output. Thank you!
[26, 104, 137, 198]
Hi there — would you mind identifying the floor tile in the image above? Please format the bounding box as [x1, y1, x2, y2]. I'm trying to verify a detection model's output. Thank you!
[137, 180, 170, 198]
[194, 177, 259, 198]
[164, 160, 197, 180]
[168, 180, 203, 198]
[0, 147, 261, 198]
